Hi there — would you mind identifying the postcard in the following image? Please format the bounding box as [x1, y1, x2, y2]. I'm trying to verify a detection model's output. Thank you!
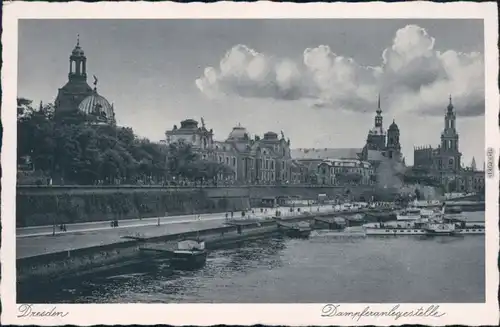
[1, 1, 499, 325]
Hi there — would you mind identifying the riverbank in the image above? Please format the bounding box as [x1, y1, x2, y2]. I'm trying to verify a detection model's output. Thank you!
[17, 207, 376, 283]
[18, 212, 486, 304]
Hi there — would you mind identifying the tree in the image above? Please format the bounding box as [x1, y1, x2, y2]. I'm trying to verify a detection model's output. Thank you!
[167, 140, 199, 178]
[17, 97, 170, 185]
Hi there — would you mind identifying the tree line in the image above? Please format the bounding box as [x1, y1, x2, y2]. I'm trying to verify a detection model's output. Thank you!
[17, 98, 234, 185]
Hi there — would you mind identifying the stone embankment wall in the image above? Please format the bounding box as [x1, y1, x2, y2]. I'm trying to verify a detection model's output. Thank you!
[17, 221, 280, 284]
[16, 185, 376, 227]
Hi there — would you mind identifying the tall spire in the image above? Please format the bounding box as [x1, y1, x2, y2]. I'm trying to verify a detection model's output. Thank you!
[77, 34, 80, 47]
[376, 93, 382, 115]
[447, 94, 454, 112]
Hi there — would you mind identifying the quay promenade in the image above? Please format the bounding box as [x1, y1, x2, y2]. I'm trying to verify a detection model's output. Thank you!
[16, 204, 334, 260]
[16, 200, 483, 260]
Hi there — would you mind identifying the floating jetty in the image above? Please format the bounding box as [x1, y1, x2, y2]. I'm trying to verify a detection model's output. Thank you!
[277, 221, 312, 238]
[15, 206, 426, 283]
[140, 239, 208, 270]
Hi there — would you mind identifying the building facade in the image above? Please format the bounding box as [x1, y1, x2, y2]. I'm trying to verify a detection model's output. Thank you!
[316, 159, 375, 186]
[165, 119, 305, 184]
[54, 37, 116, 125]
[289, 97, 399, 186]
[413, 97, 484, 192]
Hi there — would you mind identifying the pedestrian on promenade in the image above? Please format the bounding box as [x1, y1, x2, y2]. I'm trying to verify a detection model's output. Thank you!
[157, 217, 160, 226]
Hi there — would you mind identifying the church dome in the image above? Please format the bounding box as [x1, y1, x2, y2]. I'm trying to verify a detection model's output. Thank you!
[228, 125, 249, 140]
[388, 120, 399, 131]
[78, 90, 115, 124]
[72, 45, 85, 57]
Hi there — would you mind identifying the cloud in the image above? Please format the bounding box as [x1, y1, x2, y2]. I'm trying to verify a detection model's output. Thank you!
[196, 25, 484, 116]
[195, 45, 304, 101]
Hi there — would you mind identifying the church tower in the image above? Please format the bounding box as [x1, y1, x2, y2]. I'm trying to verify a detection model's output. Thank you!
[68, 35, 87, 82]
[365, 94, 386, 150]
[439, 96, 462, 172]
[386, 119, 401, 160]
[471, 157, 477, 171]
[361, 94, 387, 162]
[374, 94, 383, 129]
[54, 36, 94, 115]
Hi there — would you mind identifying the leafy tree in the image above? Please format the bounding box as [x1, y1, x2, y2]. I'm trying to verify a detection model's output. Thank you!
[16, 98, 240, 186]
[167, 140, 199, 178]
[17, 97, 171, 185]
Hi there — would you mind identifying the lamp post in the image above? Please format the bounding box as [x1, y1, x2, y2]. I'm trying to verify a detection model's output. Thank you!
[53, 195, 59, 236]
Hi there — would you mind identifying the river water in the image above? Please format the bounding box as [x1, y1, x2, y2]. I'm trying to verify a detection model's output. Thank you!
[19, 211, 485, 303]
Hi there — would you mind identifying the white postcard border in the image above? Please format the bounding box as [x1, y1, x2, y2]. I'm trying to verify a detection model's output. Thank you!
[1, 1, 499, 326]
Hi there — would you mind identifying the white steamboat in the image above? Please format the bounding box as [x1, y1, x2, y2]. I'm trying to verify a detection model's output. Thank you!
[365, 205, 484, 236]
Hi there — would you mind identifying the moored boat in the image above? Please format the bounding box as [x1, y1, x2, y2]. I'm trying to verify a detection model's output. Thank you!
[396, 207, 422, 221]
[423, 222, 456, 236]
[140, 239, 208, 270]
[278, 221, 312, 238]
[364, 226, 484, 236]
[364, 217, 485, 236]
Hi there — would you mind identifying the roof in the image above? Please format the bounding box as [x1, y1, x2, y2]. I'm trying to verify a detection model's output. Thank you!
[366, 150, 386, 161]
[369, 126, 385, 135]
[291, 148, 362, 160]
[78, 90, 114, 122]
[388, 120, 399, 131]
[320, 158, 372, 168]
[227, 126, 249, 141]
[180, 119, 199, 129]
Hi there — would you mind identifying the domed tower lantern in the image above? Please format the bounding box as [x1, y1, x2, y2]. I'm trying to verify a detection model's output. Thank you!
[54, 35, 94, 115]
[69, 34, 87, 81]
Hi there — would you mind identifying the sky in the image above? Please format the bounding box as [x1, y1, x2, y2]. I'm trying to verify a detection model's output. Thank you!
[18, 19, 485, 167]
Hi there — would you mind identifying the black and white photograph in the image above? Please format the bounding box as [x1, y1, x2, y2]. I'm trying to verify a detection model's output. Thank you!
[1, 2, 498, 326]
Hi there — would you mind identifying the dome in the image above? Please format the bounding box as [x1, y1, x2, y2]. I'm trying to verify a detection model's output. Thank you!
[388, 120, 399, 131]
[78, 90, 115, 123]
[263, 131, 278, 140]
[72, 45, 85, 57]
[227, 125, 248, 140]
[180, 119, 199, 129]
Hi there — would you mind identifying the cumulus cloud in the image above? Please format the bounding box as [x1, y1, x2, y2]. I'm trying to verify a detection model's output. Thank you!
[195, 45, 304, 101]
[195, 25, 484, 116]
